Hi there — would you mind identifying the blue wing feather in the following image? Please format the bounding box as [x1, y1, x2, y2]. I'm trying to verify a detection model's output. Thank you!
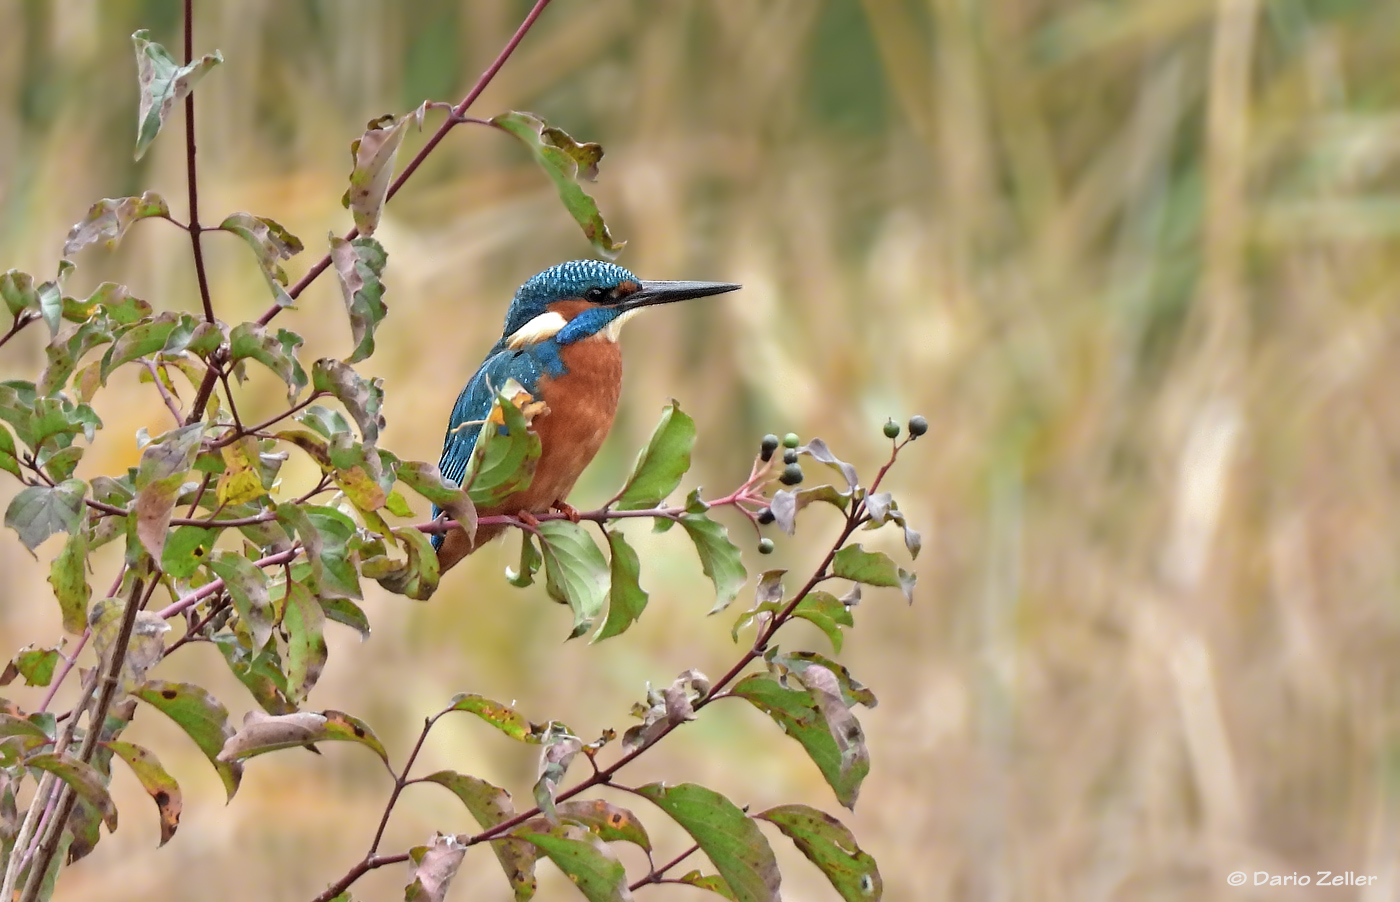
[431, 341, 565, 549]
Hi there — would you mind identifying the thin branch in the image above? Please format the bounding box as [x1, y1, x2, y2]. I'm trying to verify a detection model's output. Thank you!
[216, 368, 245, 433]
[0, 312, 35, 353]
[18, 575, 159, 902]
[144, 361, 185, 425]
[368, 708, 448, 855]
[628, 841, 701, 892]
[259, 0, 556, 331]
[208, 391, 324, 449]
[155, 544, 301, 620]
[183, 0, 215, 326]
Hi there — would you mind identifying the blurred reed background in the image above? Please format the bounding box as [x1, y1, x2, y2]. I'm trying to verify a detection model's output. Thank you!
[0, 0, 1397, 899]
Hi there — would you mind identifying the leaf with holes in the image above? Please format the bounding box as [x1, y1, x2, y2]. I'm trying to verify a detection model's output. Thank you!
[342, 103, 428, 236]
[131, 31, 222, 160]
[757, 804, 882, 901]
[218, 213, 304, 307]
[134, 681, 241, 800]
[491, 112, 623, 259]
[538, 520, 610, 639]
[105, 740, 182, 846]
[679, 513, 747, 612]
[330, 235, 388, 364]
[614, 401, 694, 509]
[636, 783, 780, 902]
[63, 191, 171, 256]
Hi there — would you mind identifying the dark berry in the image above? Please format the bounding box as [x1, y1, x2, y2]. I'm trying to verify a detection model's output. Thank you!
[758, 537, 775, 555]
[883, 419, 900, 439]
[782, 432, 800, 449]
[759, 433, 780, 462]
[908, 415, 929, 437]
[757, 507, 775, 525]
[780, 463, 804, 485]
[782, 448, 799, 465]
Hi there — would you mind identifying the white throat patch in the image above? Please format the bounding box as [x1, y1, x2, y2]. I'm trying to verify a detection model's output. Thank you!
[505, 311, 568, 349]
[600, 308, 639, 342]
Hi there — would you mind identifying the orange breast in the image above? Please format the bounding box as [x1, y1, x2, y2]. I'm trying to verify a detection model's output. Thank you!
[488, 336, 622, 516]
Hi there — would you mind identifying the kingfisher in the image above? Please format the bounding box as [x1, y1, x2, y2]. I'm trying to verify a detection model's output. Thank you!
[432, 260, 740, 571]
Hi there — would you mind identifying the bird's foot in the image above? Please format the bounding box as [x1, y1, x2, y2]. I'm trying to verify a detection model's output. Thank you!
[515, 510, 542, 529]
[552, 500, 582, 524]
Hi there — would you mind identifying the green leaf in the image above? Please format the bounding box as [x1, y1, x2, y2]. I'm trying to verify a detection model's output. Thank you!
[593, 529, 647, 641]
[1, 645, 60, 687]
[63, 191, 171, 256]
[614, 401, 694, 509]
[206, 550, 275, 652]
[131, 30, 222, 161]
[366, 526, 439, 600]
[101, 311, 194, 379]
[635, 783, 780, 902]
[676, 870, 739, 901]
[756, 805, 881, 901]
[312, 358, 385, 445]
[831, 545, 901, 588]
[490, 112, 624, 259]
[212, 636, 294, 716]
[104, 740, 182, 846]
[48, 524, 91, 634]
[341, 104, 427, 237]
[5, 480, 86, 553]
[422, 771, 538, 902]
[791, 591, 854, 654]
[24, 752, 118, 831]
[217, 213, 304, 307]
[228, 322, 306, 404]
[38, 445, 83, 482]
[678, 513, 747, 612]
[160, 525, 216, 579]
[216, 710, 389, 767]
[514, 825, 631, 902]
[329, 235, 388, 364]
[405, 833, 467, 902]
[0, 270, 38, 320]
[134, 680, 242, 800]
[283, 581, 327, 703]
[298, 505, 363, 600]
[537, 520, 609, 639]
[0, 713, 54, 754]
[444, 694, 548, 744]
[730, 674, 867, 809]
[461, 387, 542, 508]
[0, 421, 19, 478]
[397, 460, 476, 539]
[320, 596, 371, 640]
[507, 532, 541, 588]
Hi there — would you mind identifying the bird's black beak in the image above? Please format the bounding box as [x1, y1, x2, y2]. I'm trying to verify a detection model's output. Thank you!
[620, 280, 741, 311]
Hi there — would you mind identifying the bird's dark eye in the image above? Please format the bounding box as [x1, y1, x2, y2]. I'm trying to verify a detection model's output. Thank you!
[585, 286, 608, 303]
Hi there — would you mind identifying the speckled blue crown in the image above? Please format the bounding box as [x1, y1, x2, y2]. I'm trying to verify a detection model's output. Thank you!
[500, 260, 638, 340]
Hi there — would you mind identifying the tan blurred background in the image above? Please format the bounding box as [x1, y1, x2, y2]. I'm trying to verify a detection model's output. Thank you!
[0, 0, 1397, 899]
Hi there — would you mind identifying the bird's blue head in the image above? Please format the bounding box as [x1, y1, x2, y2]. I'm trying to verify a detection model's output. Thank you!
[497, 260, 740, 350]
